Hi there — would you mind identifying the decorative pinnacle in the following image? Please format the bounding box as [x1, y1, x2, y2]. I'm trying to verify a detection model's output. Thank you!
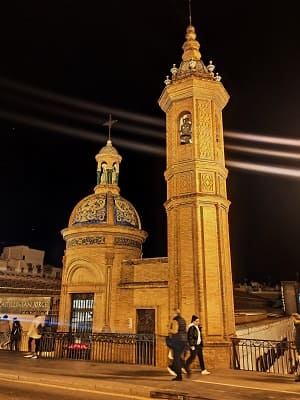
[164, 75, 171, 85]
[182, 25, 201, 62]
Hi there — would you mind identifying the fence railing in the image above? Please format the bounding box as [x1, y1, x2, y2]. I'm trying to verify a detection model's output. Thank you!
[232, 337, 299, 375]
[5, 330, 299, 375]
[39, 332, 157, 366]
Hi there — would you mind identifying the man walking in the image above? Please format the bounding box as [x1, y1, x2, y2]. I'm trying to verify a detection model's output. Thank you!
[168, 309, 187, 381]
[186, 315, 210, 376]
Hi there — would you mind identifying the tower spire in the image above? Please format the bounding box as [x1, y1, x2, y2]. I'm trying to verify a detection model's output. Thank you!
[188, 0, 192, 26]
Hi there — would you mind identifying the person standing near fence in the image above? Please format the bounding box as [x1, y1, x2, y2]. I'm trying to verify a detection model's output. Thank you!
[0, 315, 10, 349]
[24, 314, 44, 359]
[10, 317, 22, 351]
[292, 313, 300, 382]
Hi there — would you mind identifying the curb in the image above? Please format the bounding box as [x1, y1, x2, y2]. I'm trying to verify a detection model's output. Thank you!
[0, 371, 154, 398]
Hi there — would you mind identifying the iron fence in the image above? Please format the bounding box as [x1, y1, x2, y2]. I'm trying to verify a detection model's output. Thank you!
[232, 337, 299, 375]
[39, 332, 156, 365]
[21, 331, 300, 374]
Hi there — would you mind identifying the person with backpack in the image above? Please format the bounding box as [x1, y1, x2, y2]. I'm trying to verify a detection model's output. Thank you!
[10, 317, 22, 351]
[24, 314, 44, 359]
[167, 309, 188, 381]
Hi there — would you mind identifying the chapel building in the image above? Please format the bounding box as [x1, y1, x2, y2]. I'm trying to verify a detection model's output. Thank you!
[58, 20, 236, 368]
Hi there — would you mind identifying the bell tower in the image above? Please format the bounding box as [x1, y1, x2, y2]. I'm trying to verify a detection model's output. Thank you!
[158, 20, 236, 367]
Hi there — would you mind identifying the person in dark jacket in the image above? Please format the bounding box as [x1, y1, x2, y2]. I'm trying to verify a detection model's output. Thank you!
[167, 309, 187, 381]
[292, 313, 300, 382]
[10, 317, 22, 351]
[186, 315, 210, 376]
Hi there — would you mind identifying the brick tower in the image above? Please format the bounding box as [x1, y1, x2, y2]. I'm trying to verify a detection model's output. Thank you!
[158, 22, 236, 367]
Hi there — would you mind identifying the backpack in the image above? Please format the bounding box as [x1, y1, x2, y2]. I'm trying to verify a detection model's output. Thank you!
[11, 322, 22, 336]
[37, 324, 43, 335]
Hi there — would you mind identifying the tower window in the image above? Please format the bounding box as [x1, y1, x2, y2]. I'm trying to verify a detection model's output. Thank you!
[179, 112, 192, 144]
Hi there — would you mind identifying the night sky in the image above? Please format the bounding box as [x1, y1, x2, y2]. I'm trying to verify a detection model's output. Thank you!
[1, 1, 300, 284]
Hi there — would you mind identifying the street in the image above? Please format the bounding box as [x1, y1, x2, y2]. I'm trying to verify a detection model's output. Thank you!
[0, 377, 150, 400]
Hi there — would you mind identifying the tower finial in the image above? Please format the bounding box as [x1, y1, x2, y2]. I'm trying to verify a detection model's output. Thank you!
[103, 114, 118, 142]
[188, 0, 192, 26]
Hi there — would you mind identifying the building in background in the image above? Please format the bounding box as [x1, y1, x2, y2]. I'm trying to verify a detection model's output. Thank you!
[0, 245, 61, 279]
[0, 245, 61, 340]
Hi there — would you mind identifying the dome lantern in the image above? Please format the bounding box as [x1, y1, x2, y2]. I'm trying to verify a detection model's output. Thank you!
[95, 115, 122, 195]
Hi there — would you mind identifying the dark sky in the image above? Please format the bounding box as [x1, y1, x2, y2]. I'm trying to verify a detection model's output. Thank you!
[1, 1, 300, 284]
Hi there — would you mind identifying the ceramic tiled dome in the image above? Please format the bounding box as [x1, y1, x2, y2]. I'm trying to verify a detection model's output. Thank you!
[68, 193, 141, 229]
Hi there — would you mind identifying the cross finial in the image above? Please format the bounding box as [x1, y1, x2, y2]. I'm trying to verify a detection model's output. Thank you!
[102, 114, 118, 141]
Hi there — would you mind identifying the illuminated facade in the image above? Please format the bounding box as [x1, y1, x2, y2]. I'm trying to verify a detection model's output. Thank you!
[58, 22, 235, 367]
[159, 23, 235, 365]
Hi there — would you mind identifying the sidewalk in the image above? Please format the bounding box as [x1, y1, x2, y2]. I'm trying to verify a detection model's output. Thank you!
[0, 350, 300, 399]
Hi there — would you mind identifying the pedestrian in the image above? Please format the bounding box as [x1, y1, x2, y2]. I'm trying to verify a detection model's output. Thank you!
[10, 317, 22, 351]
[24, 314, 44, 359]
[292, 313, 300, 382]
[186, 315, 210, 376]
[0, 314, 10, 349]
[167, 309, 187, 381]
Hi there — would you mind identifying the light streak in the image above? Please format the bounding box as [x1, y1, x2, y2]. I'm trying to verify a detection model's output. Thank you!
[1, 78, 300, 177]
[0, 77, 164, 128]
[2, 78, 300, 146]
[225, 144, 300, 160]
[1, 92, 165, 139]
[225, 130, 300, 147]
[2, 109, 300, 177]
[0, 110, 165, 156]
[226, 160, 300, 178]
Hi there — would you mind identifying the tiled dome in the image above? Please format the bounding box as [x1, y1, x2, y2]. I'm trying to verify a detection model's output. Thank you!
[68, 193, 141, 229]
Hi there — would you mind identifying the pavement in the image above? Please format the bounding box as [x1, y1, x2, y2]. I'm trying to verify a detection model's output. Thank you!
[0, 350, 300, 399]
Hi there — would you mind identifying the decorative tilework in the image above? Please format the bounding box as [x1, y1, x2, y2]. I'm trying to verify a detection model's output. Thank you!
[71, 195, 107, 225]
[114, 197, 139, 227]
[67, 236, 105, 248]
[201, 173, 215, 193]
[114, 237, 141, 248]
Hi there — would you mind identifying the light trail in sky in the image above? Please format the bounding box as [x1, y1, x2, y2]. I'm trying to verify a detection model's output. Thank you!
[225, 144, 300, 160]
[2, 108, 300, 179]
[1, 78, 300, 178]
[0, 78, 164, 128]
[0, 110, 165, 156]
[2, 77, 300, 146]
[225, 131, 300, 147]
[226, 160, 300, 178]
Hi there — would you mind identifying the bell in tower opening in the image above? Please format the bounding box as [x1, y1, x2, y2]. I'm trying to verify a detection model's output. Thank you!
[179, 112, 192, 144]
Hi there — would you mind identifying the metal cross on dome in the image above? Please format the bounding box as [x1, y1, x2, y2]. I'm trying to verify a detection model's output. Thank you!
[102, 114, 118, 141]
